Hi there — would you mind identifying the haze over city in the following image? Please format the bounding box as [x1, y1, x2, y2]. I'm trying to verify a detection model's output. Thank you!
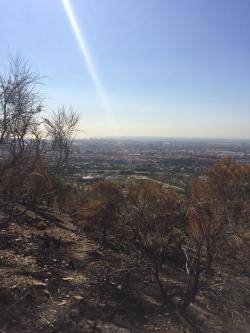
[1, 0, 250, 138]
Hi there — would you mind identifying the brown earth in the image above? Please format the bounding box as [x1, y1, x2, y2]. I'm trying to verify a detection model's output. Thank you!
[0, 207, 249, 333]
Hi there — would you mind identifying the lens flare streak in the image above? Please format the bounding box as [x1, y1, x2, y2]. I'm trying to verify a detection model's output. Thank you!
[61, 0, 116, 133]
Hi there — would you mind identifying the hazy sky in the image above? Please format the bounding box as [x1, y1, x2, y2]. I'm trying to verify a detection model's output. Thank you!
[0, 0, 250, 138]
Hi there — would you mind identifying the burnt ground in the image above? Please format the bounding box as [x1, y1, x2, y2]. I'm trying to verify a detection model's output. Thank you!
[0, 207, 249, 333]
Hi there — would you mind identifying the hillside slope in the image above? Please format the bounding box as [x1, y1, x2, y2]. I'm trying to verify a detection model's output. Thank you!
[0, 206, 249, 333]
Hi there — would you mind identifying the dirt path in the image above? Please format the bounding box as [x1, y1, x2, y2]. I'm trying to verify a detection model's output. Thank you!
[0, 207, 98, 332]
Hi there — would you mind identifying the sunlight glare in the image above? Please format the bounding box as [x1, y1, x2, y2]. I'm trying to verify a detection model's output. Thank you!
[61, 0, 117, 134]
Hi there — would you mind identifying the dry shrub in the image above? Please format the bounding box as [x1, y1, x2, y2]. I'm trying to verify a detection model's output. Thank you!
[180, 158, 250, 311]
[124, 180, 184, 307]
[0, 156, 51, 210]
[77, 180, 123, 241]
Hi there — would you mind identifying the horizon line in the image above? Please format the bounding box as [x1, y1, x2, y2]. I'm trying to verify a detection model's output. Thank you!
[74, 136, 250, 141]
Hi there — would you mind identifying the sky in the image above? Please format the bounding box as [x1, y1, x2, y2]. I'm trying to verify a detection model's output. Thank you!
[0, 0, 250, 139]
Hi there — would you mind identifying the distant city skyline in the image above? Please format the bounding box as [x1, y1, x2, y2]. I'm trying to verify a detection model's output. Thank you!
[0, 0, 250, 138]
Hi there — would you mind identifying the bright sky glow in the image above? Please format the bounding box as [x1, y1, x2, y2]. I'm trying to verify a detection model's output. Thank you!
[0, 0, 250, 138]
[61, 0, 117, 135]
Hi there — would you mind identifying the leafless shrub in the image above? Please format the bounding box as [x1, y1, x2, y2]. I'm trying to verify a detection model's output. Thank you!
[44, 106, 79, 171]
[0, 55, 43, 163]
[0, 56, 79, 212]
[180, 158, 250, 312]
[124, 180, 184, 308]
